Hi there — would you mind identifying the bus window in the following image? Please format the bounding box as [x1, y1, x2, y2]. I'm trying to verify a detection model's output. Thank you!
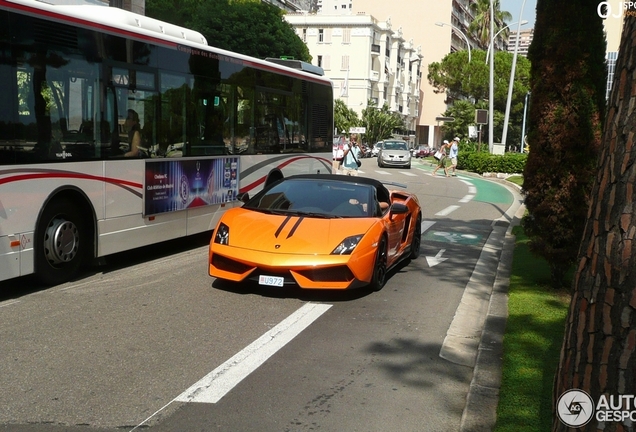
[189, 75, 225, 156]
[159, 72, 188, 157]
[110, 67, 157, 158]
[236, 86, 254, 154]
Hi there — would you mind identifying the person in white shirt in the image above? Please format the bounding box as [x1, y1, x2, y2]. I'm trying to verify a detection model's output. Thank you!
[449, 137, 460, 176]
[341, 133, 362, 176]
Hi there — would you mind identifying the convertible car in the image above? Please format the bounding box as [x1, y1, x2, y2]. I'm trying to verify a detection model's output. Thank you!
[208, 174, 422, 290]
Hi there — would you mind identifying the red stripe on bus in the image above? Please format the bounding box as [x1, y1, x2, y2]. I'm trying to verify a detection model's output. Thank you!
[239, 155, 331, 194]
[0, 172, 142, 189]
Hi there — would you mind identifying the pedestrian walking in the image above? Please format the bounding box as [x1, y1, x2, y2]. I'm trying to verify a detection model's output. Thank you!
[449, 137, 459, 176]
[432, 139, 450, 177]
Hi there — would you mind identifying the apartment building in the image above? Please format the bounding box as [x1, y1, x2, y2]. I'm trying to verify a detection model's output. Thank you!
[507, 28, 534, 57]
[285, 13, 423, 143]
[349, 0, 486, 146]
[604, 15, 623, 101]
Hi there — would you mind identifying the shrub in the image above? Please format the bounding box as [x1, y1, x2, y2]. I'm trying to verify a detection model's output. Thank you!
[458, 151, 527, 174]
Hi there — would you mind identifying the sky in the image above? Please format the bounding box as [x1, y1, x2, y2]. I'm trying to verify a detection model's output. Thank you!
[501, 0, 537, 29]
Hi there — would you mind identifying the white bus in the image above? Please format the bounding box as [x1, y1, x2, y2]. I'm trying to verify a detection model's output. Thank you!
[0, 0, 334, 285]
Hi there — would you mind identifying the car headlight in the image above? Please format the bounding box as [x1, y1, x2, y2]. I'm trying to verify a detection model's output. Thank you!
[331, 235, 363, 255]
[214, 222, 230, 245]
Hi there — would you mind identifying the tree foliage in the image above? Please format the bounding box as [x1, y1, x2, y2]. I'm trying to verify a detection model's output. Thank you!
[334, 99, 360, 137]
[146, 0, 310, 61]
[468, 0, 513, 49]
[361, 100, 405, 145]
[522, 0, 606, 289]
[427, 49, 530, 147]
[552, 10, 636, 432]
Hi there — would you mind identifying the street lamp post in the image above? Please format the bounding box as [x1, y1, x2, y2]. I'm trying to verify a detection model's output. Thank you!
[521, 91, 530, 152]
[435, 21, 472, 63]
[501, 0, 528, 148]
[485, 20, 528, 64]
[488, 0, 494, 153]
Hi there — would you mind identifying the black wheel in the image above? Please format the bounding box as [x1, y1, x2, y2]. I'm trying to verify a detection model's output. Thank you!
[410, 216, 422, 259]
[35, 198, 88, 285]
[369, 237, 387, 291]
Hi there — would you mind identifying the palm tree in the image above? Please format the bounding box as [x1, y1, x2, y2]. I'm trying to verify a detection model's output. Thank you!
[468, 0, 513, 49]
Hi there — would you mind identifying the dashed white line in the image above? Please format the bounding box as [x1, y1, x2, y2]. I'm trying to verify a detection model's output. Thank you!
[375, 170, 391, 175]
[175, 302, 332, 404]
[436, 205, 461, 216]
[459, 195, 475, 203]
[399, 171, 418, 176]
[130, 302, 332, 431]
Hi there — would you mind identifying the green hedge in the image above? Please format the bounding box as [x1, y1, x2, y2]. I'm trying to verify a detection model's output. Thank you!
[457, 151, 527, 174]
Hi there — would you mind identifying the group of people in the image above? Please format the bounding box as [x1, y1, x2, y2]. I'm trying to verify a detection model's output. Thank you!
[332, 134, 459, 178]
[432, 136, 459, 177]
[332, 133, 362, 176]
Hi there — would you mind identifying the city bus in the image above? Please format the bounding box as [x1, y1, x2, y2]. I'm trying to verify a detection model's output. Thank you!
[0, 0, 334, 285]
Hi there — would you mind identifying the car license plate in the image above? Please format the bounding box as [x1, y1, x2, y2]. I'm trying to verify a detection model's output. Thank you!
[259, 275, 284, 287]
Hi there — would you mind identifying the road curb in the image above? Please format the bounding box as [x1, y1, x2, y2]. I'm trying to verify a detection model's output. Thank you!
[459, 186, 526, 432]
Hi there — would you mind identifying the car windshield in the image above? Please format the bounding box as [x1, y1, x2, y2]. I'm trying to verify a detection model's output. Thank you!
[383, 141, 408, 150]
[244, 179, 376, 218]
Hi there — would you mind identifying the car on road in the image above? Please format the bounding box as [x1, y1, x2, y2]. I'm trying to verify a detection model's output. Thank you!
[377, 139, 412, 168]
[209, 174, 422, 291]
[412, 145, 433, 158]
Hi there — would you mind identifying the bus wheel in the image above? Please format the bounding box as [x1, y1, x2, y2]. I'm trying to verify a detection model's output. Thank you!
[35, 198, 87, 285]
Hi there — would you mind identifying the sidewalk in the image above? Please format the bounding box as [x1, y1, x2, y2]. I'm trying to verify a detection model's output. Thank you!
[415, 158, 525, 431]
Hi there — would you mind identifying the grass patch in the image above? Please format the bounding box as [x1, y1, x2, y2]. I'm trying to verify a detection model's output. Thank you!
[494, 225, 570, 432]
[506, 175, 523, 187]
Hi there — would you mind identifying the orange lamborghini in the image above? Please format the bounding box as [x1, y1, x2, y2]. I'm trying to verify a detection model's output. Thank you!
[209, 174, 422, 290]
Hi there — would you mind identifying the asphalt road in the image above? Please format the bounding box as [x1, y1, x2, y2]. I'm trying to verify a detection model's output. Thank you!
[0, 159, 521, 432]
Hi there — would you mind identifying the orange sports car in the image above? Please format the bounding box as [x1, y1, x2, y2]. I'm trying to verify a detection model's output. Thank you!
[209, 174, 422, 290]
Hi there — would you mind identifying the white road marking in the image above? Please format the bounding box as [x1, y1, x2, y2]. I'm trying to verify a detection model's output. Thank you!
[421, 220, 436, 234]
[435, 205, 460, 216]
[175, 302, 332, 404]
[399, 171, 418, 176]
[459, 195, 475, 203]
[375, 170, 391, 175]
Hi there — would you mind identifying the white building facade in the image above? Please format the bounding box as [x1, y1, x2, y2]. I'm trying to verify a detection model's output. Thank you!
[285, 13, 422, 143]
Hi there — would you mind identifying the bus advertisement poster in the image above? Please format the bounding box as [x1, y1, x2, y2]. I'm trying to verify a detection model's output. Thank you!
[143, 157, 239, 216]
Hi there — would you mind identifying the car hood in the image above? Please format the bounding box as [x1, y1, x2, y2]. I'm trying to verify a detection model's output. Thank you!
[382, 150, 410, 157]
[220, 208, 378, 254]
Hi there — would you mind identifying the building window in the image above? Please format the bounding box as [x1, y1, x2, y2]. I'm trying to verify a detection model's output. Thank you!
[318, 29, 324, 42]
[317, 55, 323, 68]
[341, 55, 350, 71]
[342, 28, 351, 44]
[302, 28, 307, 42]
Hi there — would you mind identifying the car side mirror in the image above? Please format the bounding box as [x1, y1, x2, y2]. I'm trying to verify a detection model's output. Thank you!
[236, 192, 250, 204]
[389, 203, 408, 218]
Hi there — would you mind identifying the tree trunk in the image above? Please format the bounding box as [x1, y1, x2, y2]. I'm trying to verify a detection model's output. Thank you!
[553, 14, 636, 432]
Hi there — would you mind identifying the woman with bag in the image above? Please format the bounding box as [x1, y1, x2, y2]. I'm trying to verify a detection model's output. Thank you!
[432, 139, 450, 177]
[341, 133, 362, 176]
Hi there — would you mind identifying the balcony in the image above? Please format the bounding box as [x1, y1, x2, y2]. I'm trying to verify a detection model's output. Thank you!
[371, 44, 380, 55]
[370, 70, 380, 82]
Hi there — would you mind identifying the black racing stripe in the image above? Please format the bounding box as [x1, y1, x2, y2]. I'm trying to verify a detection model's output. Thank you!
[275, 215, 293, 238]
[286, 217, 304, 239]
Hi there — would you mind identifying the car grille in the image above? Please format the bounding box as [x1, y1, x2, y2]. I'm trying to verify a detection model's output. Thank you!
[212, 254, 254, 274]
[295, 266, 354, 282]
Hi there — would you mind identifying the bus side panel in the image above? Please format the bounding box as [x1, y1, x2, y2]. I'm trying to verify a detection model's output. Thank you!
[0, 235, 22, 281]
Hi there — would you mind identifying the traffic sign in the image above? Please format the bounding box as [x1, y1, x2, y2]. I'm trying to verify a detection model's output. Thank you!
[349, 127, 366, 134]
